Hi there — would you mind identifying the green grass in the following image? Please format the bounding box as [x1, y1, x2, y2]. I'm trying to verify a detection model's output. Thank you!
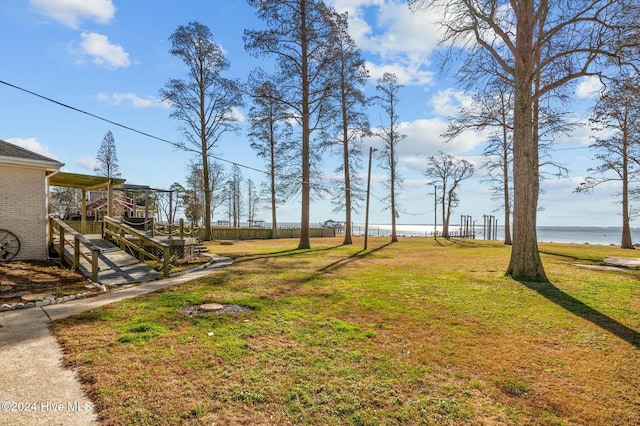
[52, 236, 640, 425]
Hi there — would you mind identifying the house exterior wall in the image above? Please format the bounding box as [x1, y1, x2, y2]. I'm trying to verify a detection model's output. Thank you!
[0, 163, 48, 260]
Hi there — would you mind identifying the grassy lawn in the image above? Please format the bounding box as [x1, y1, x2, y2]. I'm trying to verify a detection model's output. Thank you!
[52, 237, 639, 425]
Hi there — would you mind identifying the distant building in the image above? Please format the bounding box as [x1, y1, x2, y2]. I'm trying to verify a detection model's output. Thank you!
[0, 139, 63, 260]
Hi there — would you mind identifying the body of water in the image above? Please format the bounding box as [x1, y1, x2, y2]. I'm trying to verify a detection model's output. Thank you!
[348, 224, 637, 246]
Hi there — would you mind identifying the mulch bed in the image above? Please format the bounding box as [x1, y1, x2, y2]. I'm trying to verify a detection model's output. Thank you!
[0, 260, 98, 305]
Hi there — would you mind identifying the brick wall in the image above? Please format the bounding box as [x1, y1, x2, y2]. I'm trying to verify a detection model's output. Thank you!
[0, 164, 48, 260]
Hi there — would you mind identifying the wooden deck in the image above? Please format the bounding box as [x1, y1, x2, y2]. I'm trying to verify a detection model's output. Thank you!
[63, 234, 163, 287]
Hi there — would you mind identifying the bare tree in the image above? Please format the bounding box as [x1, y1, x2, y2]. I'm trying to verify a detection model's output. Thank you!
[182, 188, 201, 226]
[185, 159, 227, 227]
[321, 10, 370, 245]
[160, 21, 243, 241]
[575, 76, 640, 249]
[375, 73, 405, 243]
[445, 79, 575, 246]
[247, 73, 295, 238]
[425, 151, 475, 238]
[156, 182, 185, 224]
[227, 165, 244, 227]
[245, 0, 336, 249]
[94, 130, 120, 178]
[50, 187, 82, 219]
[185, 162, 204, 226]
[246, 178, 260, 224]
[445, 81, 514, 244]
[410, 0, 636, 281]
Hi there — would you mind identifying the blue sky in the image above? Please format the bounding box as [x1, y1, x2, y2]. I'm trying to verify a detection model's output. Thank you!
[0, 0, 621, 228]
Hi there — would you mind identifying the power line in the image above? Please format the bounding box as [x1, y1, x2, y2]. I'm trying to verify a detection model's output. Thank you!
[369, 191, 428, 216]
[0, 79, 269, 175]
[549, 145, 590, 151]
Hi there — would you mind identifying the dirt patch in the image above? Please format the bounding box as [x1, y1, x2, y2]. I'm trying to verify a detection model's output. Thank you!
[178, 304, 252, 316]
[0, 260, 99, 305]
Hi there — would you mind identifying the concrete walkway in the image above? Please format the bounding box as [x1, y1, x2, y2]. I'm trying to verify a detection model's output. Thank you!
[0, 255, 233, 426]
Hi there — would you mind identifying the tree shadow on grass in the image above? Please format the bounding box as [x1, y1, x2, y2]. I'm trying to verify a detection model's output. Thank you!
[539, 249, 605, 264]
[518, 279, 640, 349]
[230, 244, 345, 264]
[317, 242, 394, 273]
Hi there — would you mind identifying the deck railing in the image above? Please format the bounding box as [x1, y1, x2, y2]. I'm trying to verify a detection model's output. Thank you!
[103, 216, 171, 277]
[121, 218, 201, 241]
[48, 216, 100, 283]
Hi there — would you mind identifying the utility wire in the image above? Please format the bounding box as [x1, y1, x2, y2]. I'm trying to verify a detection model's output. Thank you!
[0, 79, 269, 175]
[369, 191, 428, 216]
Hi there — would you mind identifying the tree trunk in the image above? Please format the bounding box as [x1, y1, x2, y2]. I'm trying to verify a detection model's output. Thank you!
[202, 154, 212, 241]
[440, 186, 448, 238]
[621, 127, 634, 249]
[298, 2, 311, 250]
[390, 142, 398, 243]
[445, 190, 454, 238]
[342, 88, 352, 245]
[502, 109, 512, 246]
[271, 140, 278, 239]
[506, 1, 547, 281]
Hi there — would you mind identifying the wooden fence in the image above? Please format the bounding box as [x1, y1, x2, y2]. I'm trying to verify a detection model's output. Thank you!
[63, 220, 103, 234]
[63, 220, 336, 241]
[208, 226, 335, 240]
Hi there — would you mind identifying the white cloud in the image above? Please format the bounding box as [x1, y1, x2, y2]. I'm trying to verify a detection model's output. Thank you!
[430, 88, 473, 117]
[576, 76, 604, 99]
[401, 118, 483, 155]
[30, 0, 115, 29]
[366, 61, 434, 86]
[5, 137, 58, 159]
[75, 32, 130, 69]
[554, 119, 592, 146]
[96, 92, 171, 109]
[77, 156, 98, 170]
[364, 118, 485, 175]
[231, 107, 246, 123]
[328, 0, 442, 86]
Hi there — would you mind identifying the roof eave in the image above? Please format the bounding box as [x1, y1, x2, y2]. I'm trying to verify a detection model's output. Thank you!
[0, 155, 64, 171]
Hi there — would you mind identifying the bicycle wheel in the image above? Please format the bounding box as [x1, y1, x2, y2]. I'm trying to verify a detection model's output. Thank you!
[0, 229, 20, 261]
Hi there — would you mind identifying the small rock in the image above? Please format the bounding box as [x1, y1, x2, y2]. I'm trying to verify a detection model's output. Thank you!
[0, 285, 13, 292]
[25, 302, 35, 308]
[0, 304, 11, 311]
[200, 303, 224, 312]
[35, 301, 43, 307]
[15, 303, 25, 309]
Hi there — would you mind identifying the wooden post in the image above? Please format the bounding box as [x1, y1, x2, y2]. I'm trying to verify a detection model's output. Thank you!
[119, 217, 126, 249]
[107, 180, 114, 217]
[180, 219, 185, 239]
[91, 247, 99, 283]
[81, 189, 87, 234]
[58, 226, 65, 266]
[48, 216, 54, 247]
[74, 237, 80, 269]
[163, 245, 170, 278]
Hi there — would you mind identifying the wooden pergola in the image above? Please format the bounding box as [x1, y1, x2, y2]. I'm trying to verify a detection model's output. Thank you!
[47, 172, 126, 234]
